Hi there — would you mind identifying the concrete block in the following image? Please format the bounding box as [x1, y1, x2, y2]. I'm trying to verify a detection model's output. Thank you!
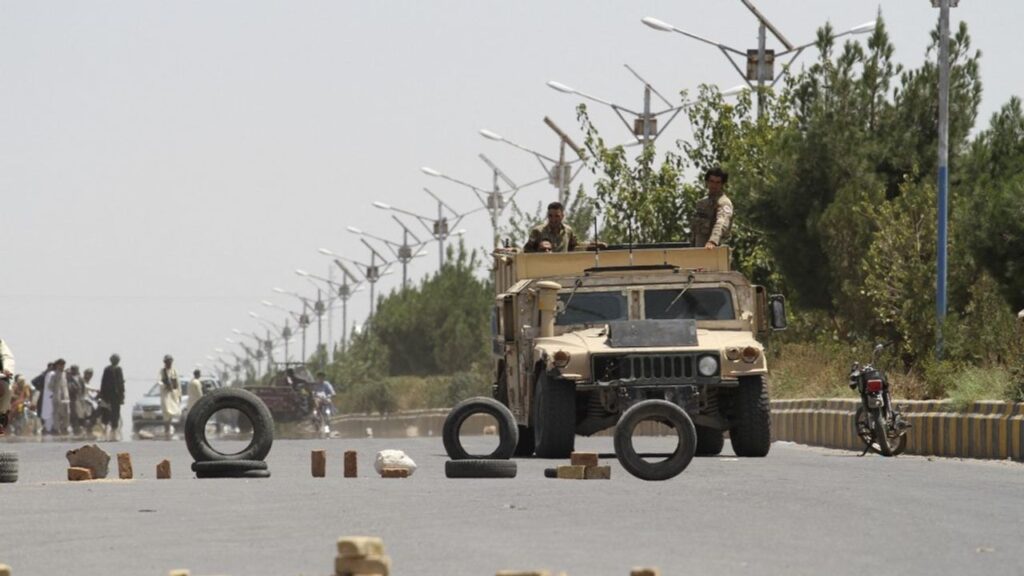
[156, 459, 171, 480]
[337, 536, 385, 559]
[68, 467, 93, 481]
[570, 451, 599, 467]
[312, 450, 327, 478]
[380, 467, 409, 478]
[334, 554, 390, 575]
[117, 452, 133, 480]
[631, 568, 660, 576]
[556, 465, 586, 480]
[344, 450, 358, 478]
[584, 465, 611, 480]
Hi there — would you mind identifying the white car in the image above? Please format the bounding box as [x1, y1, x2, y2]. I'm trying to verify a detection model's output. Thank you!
[131, 377, 221, 438]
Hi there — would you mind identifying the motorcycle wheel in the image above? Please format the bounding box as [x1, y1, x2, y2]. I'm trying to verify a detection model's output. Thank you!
[872, 409, 894, 457]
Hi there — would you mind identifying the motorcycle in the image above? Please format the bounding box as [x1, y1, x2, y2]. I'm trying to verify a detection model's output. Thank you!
[311, 395, 333, 437]
[849, 343, 910, 456]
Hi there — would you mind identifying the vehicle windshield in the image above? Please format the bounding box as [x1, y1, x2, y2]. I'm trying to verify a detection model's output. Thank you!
[644, 288, 736, 321]
[556, 291, 628, 326]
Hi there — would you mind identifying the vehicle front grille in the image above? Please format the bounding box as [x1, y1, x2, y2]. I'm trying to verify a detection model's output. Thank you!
[592, 354, 695, 385]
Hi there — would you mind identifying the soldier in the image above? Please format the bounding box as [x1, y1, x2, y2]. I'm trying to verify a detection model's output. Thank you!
[692, 166, 734, 249]
[523, 201, 578, 253]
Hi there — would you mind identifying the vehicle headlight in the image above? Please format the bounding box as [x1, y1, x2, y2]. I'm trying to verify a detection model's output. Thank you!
[741, 346, 761, 363]
[725, 347, 741, 361]
[698, 355, 719, 376]
[553, 350, 571, 369]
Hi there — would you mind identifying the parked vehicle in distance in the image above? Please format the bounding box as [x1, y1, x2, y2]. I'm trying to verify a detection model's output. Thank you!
[132, 376, 222, 438]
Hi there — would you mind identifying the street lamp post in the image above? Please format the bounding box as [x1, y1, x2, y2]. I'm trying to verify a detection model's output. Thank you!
[548, 69, 744, 144]
[933, 0, 957, 356]
[348, 219, 429, 290]
[270, 289, 314, 362]
[297, 263, 364, 355]
[318, 241, 394, 320]
[248, 311, 293, 363]
[481, 118, 587, 207]
[421, 160, 545, 249]
[641, 7, 875, 118]
[373, 189, 472, 269]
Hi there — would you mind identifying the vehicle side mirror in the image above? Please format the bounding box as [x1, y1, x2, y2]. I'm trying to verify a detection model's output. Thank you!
[769, 295, 787, 331]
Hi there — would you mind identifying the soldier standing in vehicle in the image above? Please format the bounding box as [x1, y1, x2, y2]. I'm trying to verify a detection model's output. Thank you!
[524, 201, 578, 253]
[692, 167, 734, 249]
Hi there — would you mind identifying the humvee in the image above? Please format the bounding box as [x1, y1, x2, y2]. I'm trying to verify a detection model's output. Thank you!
[491, 243, 786, 459]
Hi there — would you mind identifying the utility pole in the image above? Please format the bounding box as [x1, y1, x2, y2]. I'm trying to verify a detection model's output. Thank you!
[934, 0, 956, 356]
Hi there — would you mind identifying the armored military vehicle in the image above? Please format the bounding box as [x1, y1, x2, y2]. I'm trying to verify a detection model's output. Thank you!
[491, 243, 786, 461]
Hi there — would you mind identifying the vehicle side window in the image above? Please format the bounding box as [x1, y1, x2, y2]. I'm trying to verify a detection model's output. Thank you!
[644, 288, 736, 321]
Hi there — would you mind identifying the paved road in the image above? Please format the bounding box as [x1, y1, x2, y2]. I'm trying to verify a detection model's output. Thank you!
[1, 436, 1022, 576]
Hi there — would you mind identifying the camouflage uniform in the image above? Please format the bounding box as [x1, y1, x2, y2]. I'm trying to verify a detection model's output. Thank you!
[692, 193, 734, 247]
[524, 222, 578, 253]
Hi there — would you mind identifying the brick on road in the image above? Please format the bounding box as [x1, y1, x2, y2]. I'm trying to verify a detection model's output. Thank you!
[156, 459, 171, 479]
[312, 450, 327, 478]
[556, 465, 586, 480]
[67, 467, 92, 482]
[117, 453, 133, 480]
[570, 452, 599, 467]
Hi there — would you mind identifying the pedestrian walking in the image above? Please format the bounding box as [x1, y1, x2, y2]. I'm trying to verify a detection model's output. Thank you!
[44, 358, 69, 435]
[31, 362, 52, 431]
[159, 354, 181, 439]
[99, 354, 126, 441]
[67, 364, 86, 435]
[185, 368, 204, 413]
[692, 166, 734, 249]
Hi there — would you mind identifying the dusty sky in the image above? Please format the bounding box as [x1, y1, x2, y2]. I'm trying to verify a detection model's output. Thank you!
[2, 1, 1020, 414]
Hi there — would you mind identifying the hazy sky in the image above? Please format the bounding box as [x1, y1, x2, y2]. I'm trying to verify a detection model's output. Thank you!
[2, 1, 1020, 413]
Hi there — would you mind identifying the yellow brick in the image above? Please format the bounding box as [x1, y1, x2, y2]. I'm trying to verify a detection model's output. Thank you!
[584, 465, 611, 480]
[68, 467, 93, 482]
[380, 467, 410, 478]
[335, 554, 390, 575]
[569, 451, 599, 467]
[556, 465, 585, 479]
[337, 536, 385, 559]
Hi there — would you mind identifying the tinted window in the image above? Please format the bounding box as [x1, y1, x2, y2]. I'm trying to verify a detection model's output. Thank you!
[556, 292, 628, 326]
[644, 288, 735, 321]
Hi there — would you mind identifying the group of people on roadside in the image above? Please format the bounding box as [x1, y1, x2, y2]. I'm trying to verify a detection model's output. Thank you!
[0, 343, 127, 440]
[522, 166, 734, 253]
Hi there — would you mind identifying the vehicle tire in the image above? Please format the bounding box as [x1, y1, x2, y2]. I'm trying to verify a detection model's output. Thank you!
[444, 459, 518, 479]
[727, 376, 772, 457]
[185, 388, 274, 463]
[613, 400, 696, 481]
[442, 397, 519, 460]
[191, 460, 268, 473]
[532, 371, 576, 459]
[0, 451, 18, 483]
[196, 468, 271, 479]
[694, 425, 725, 456]
[873, 409, 894, 457]
[514, 425, 535, 457]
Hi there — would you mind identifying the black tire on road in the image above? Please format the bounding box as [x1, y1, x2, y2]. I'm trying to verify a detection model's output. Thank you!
[614, 400, 696, 481]
[185, 388, 274, 463]
[694, 425, 725, 456]
[191, 460, 269, 473]
[196, 468, 271, 479]
[442, 397, 519, 460]
[532, 371, 576, 459]
[728, 376, 772, 457]
[444, 459, 518, 479]
[0, 451, 18, 483]
[514, 425, 535, 457]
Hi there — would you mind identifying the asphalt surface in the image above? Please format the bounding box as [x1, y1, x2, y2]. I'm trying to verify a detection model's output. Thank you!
[1, 435, 1022, 576]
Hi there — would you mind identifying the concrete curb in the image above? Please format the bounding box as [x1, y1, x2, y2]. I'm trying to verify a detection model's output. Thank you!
[330, 399, 1024, 462]
[771, 399, 1024, 461]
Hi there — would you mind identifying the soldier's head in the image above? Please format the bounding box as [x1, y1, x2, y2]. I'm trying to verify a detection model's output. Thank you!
[546, 201, 565, 228]
[538, 240, 554, 253]
[705, 167, 728, 195]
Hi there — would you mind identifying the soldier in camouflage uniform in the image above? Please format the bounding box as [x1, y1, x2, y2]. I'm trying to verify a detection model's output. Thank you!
[524, 201, 578, 253]
[692, 166, 734, 249]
